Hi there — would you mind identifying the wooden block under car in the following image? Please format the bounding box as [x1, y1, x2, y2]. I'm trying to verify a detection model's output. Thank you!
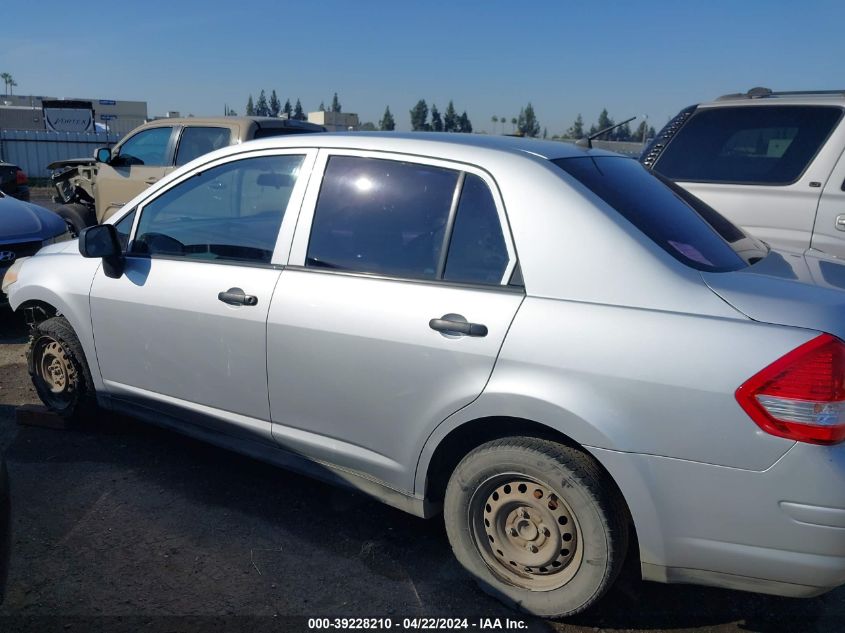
[15, 404, 72, 429]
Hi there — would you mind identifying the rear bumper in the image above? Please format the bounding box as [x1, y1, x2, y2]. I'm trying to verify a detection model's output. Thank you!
[591, 441, 845, 597]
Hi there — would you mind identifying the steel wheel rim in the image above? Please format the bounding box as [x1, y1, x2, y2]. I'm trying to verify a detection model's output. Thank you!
[469, 473, 583, 591]
[33, 337, 77, 408]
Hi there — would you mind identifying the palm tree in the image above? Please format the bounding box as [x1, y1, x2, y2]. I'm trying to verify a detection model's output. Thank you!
[510, 117, 517, 133]
[491, 115, 498, 134]
[0, 73, 11, 96]
[8, 78, 16, 95]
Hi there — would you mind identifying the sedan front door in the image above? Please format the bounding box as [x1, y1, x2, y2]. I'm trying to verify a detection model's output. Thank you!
[90, 150, 314, 440]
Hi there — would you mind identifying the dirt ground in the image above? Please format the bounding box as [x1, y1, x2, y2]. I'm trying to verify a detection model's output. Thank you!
[0, 202, 843, 631]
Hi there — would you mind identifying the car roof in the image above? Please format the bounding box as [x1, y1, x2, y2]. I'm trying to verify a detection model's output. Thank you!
[231, 131, 617, 162]
[703, 89, 845, 108]
[141, 116, 317, 127]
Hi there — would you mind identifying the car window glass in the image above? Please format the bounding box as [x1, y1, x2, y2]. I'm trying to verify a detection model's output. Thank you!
[553, 156, 748, 272]
[307, 155, 459, 278]
[113, 209, 136, 250]
[133, 155, 304, 264]
[175, 127, 232, 166]
[116, 127, 172, 166]
[443, 174, 508, 284]
[654, 106, 843, 184]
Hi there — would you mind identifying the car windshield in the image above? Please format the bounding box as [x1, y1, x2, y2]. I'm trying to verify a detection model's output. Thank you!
[552, 156, 768, 272]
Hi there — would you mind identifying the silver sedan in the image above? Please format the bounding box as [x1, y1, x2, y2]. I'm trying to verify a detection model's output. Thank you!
[3, 133, 845, 617]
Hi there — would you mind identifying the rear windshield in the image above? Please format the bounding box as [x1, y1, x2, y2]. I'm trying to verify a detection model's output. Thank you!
[653, 105, 842, 185]
[552, 156, 766, 272]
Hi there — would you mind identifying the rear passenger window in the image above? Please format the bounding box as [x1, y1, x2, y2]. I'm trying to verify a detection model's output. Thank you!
[175, 127, 231, 166]
[307, 156, 459, 278]
[444, 174, 508, 284]
[654, 106, 843, 185]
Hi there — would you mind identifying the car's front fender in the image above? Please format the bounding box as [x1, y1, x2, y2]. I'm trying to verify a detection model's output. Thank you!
[8, 247, 104, 392]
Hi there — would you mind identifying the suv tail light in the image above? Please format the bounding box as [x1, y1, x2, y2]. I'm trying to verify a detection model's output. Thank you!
[15, 169, 27, 185]
[736, 334, 845, 445]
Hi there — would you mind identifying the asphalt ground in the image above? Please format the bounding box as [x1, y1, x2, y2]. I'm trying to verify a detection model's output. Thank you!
[0, 195, 841, 631]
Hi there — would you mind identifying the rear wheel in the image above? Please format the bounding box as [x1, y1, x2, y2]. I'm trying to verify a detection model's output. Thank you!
[444, 437, 628, 618]
[55, 203, 94, 237]
[28, 317, 96, 422]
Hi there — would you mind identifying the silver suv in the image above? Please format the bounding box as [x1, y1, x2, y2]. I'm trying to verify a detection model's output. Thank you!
[4, 133, 845, 618]
[643, 87, 845, 258]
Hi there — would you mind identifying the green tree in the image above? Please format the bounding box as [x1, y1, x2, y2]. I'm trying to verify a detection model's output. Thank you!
[319, 101, 326, 112]
[613, 121, 632, 142]
[380, 105, 396, 131]
[331, 92, 342, 113]
[444, 101, 458, 132]
[269, 90, 281, 117]
[283, 99, 293, 118]
[596, 109, 614, 139]
[293, 99, 306, 121]
[458, 111, 472, 133]
[510, 117, 517, 132]
[567, 114, 584, 138]
[359, 122, 377, 131]
[256, 90, 269, 116]
[517, 102, 540, 137]
[431, 104, 443, 131]
[410, 99, 430, 131]
[246, 95, 255, 116]
[0, 73, 11, 96]
[491, 115, 498, 133]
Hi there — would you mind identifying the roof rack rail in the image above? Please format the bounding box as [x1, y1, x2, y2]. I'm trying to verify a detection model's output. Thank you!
[716, 87, 845, 101]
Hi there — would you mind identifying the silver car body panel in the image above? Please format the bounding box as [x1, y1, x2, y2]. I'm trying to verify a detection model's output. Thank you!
[7, 132, 845, 599]
[267, 268, 523, 489]
[701, 249, 845, 339]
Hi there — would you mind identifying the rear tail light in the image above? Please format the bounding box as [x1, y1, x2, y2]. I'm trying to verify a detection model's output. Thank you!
[736, 334, 845, 445]
[15, 169, 27, 185]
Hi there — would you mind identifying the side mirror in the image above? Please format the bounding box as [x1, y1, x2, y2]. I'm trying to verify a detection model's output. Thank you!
[78, 224, 124, 278]
[95, 147, 112, 163]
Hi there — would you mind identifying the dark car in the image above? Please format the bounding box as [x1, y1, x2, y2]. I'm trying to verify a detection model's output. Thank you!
[0, 191, 69, 306]
[0, 161, 30, 202]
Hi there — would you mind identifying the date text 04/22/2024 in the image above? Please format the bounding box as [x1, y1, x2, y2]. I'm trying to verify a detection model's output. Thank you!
[307, 617, 529, 630]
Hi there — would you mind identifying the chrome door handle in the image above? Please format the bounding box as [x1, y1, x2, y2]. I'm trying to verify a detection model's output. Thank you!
[145, 177, 159, 185]
[218, 287, 258, 306]
[429, 313, 487, 337]
[836, 214, 845, 231]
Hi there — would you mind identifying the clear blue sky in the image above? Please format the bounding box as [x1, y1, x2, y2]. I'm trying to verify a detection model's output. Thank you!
[4, 0, 844, 134]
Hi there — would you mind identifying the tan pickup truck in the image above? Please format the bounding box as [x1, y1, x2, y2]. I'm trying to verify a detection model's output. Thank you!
[49, 116, 324, 234]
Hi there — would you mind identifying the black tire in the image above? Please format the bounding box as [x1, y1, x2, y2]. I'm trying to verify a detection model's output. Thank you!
[444, 437, 628, 618]
[28, 316, 96, 422]
[55, 203, 94, 237]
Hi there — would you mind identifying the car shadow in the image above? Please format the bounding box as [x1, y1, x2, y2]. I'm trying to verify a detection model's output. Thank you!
[0, 408, 841, 630]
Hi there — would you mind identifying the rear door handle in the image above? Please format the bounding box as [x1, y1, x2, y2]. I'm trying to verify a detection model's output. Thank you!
[836, 214, 845, 231]
[145, 177, 159, 185]
[429, 313, 488, 337]
[218, 287, 258, 306]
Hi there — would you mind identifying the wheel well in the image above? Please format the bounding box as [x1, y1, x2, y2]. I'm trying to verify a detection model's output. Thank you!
[425, 417, 581, 504]
[424, 416, 639, 569]
[17, 300, 58, 327]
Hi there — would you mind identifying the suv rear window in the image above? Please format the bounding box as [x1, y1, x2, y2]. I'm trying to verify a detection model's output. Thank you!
[653, 105, 842, 185]
[553, 156, 765, 272]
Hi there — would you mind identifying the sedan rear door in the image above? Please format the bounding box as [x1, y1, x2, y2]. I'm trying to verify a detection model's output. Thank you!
[266, 151, 523, 491]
